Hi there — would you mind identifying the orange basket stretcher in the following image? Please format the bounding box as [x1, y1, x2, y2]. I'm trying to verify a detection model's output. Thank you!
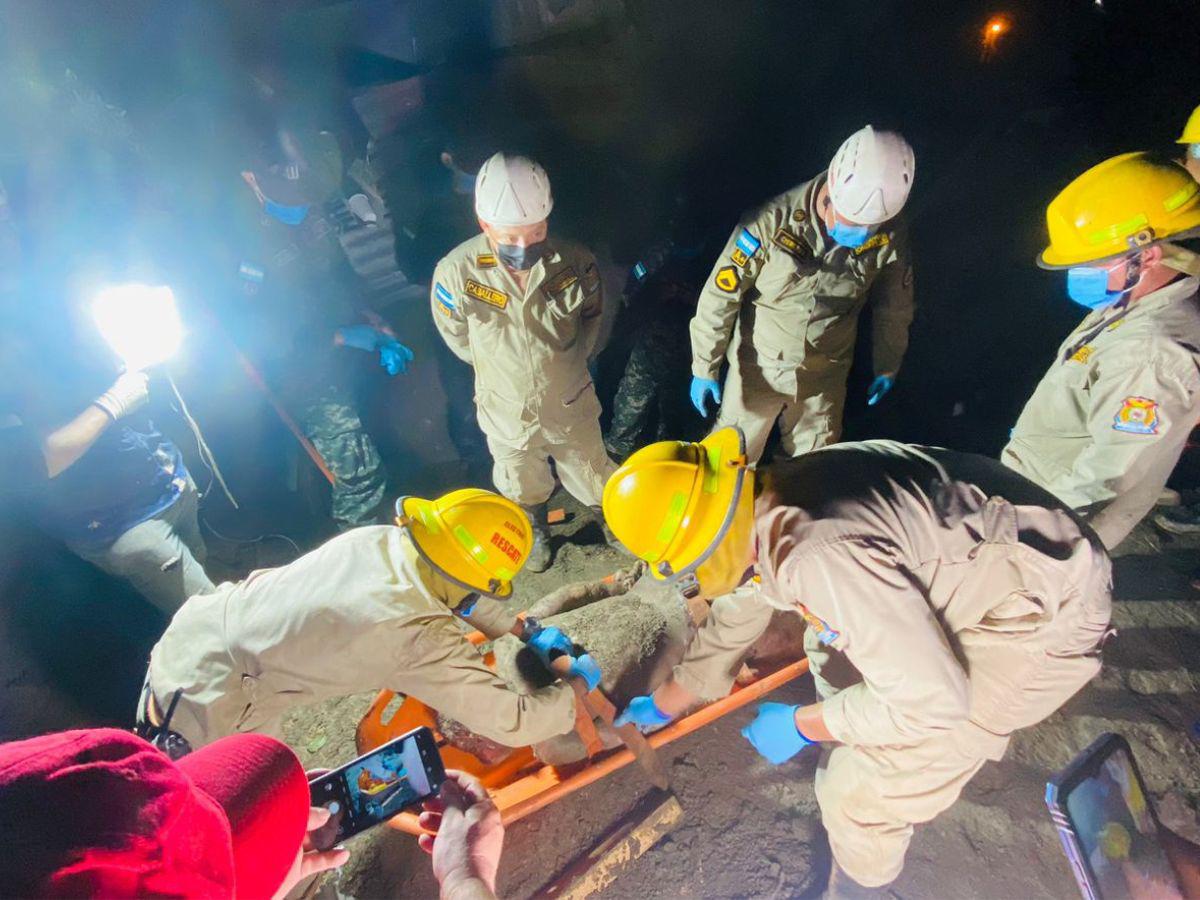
[355, 626, 810, 835]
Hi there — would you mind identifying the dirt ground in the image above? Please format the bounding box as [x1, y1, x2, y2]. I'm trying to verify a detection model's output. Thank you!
[276, 493, 1200, 899]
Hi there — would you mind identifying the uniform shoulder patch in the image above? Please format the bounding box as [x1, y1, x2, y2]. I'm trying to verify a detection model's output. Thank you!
[476, 253, 498, 269]
[852, 231, 891, 256]
[1113, 396, 1160, 435]
[434, 282, 456, 316]
[544, 266, 579, 299]
[464, 279, 509, 309]
[799, 606, 840, 646]
[735, 228, 761, 257]
[714, 264, 741, 293]
[1068, 344, 1093, 364]
[772, 227, 811, 260]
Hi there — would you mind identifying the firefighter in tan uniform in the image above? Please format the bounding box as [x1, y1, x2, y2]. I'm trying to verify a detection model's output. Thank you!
[689, 127, 916, 464]
[1002, 152, 1200, 549]
[135, 489, 602, 754]
[605, 428, 1112, 895]
[432, 153, 615, 571]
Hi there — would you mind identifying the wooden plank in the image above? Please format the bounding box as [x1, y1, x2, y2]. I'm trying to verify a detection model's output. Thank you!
[540, 790, 684, 899]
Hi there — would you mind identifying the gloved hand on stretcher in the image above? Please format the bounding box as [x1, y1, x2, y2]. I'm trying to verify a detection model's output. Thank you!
[525, 624, 603, 692]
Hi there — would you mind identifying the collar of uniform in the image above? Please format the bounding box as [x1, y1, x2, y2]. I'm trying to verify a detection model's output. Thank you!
[799, 173, 831, 258]
[1131, 273, 1200, 317]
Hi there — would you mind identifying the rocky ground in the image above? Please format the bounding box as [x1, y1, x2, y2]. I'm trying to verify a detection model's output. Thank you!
[277, 494, 1200, 900]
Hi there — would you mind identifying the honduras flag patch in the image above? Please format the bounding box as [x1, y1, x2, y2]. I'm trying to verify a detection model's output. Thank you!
[735, 228, 761, 258]
[435, 282, 456, 314]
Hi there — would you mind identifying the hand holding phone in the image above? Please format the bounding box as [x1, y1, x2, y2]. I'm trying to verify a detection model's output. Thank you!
[309, 727, 446, 849]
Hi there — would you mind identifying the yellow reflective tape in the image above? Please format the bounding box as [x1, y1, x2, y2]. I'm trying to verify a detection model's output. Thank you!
[494, 565, 515, 581]
[1164, 181, 1198, 213]
[418, 506, 441, 533]
[654, 492, 689, 551]
[453, 524, 490, 567]
[1088, 212, 1149, 245]
[703, 445, 721, 494]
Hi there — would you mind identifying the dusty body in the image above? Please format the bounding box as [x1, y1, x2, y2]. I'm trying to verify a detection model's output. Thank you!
[437, 565, 805, 765]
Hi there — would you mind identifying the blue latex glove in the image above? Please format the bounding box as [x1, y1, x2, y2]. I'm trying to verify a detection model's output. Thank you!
[614, 695, 673, 731]
[690, 376, 722, 416]
[740, 702, 815, 764]
[568, 653, 602, 692]
[379, 340, 414, 376]
[337, 324, 382, 352]
[867, 374, 895, 407]
[526, 625, 574, 666]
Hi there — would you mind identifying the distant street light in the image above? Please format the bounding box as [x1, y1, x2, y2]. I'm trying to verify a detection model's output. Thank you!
[91, 283, 183, 372]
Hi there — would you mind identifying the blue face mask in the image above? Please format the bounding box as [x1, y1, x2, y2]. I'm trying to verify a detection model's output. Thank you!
[828, 220, 872, 248]
[1066, 259, 1138, 310]
[264, 198, 310, 226]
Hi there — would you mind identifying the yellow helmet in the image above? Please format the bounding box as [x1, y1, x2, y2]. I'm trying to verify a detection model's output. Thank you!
[396, 488, 531, 599]
[1039, 151, 1200, 269]
[602, 427, 754, 598]
[1178, 103, 1200, 144]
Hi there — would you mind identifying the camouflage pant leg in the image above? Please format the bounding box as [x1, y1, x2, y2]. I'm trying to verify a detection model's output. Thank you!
[606, 334, 665, 460]
[294, 383, 387, 529]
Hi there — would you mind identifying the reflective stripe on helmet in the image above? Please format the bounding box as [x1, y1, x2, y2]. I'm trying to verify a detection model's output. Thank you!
[1088, 212, 1149, 246]
[703, 444, 721, 494]
[453, 524, 490, 567]
[1165, 181, 1199, 213]
[650, 491, 689, 561]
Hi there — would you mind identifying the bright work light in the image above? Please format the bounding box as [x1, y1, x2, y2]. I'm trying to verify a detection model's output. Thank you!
[91, 283, 183, 371]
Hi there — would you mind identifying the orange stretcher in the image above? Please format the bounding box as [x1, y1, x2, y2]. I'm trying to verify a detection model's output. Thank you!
[355, 625, 810, 835]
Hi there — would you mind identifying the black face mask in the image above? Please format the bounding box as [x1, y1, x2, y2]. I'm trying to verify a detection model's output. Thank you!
[497, 241, 546, 271]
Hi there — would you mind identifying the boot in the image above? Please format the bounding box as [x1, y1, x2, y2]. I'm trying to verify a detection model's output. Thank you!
[522, 503, 553, 572]
[823, 863, 891, 900]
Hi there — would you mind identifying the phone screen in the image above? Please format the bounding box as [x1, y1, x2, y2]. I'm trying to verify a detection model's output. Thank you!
[1060, 740, 1178, 899]
[309, 727, 445, 847]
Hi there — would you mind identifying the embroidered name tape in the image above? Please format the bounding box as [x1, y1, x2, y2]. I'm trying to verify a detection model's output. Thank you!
[465, 279, 509, 309]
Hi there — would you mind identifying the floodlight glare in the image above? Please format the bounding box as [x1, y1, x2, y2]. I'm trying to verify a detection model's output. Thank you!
[91, 283, 183, 371]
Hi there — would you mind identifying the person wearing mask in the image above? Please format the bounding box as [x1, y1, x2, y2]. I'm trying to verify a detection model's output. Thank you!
[688, 126, 916, 464]
[0, 727, 512, 900]
[231, 127, 414, 530]
[605, 428, 1111, 896]
[137, 488, 600, 755]
[1003, 152, 1200, 549]
[431, 153, 615, 571]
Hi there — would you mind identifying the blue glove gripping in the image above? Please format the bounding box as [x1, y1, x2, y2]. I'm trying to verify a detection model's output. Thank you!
[379, 341, 414, 375]
[740, 702, 814, 765]
[867, 374, 894, 407]
[614, 695, 673, 731]
[338, 324, 382, 352]
[690, 376, 722, 416]
[569, 653, 602, 692]
[527, 625, 574, 665]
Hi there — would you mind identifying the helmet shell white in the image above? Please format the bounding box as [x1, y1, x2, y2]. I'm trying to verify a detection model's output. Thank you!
[828, 126, 915, 225]
[474, 152, 553, 226]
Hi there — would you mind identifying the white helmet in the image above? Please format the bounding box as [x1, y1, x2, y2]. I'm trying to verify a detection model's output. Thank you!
[474, 152, 554, 227]
[828, 126, 915, 225]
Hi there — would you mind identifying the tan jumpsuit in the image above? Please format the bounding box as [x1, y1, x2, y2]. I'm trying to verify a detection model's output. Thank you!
[144, 526, 576, 750]
[432, 235, 616, 506]
[673, 441, 1112, 887]
[1003, 275, 1200, 548]
[690, 175, 915, 463]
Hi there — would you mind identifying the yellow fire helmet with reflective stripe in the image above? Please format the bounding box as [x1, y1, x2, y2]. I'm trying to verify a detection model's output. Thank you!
[602, 427, 755, 599]
[395, 488, 531, 599]
[1178, 104, 1200, 144]
[1039, 151, 1200, 269]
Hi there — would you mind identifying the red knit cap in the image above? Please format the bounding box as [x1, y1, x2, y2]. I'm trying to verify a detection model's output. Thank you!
[0, 728, 309, 898]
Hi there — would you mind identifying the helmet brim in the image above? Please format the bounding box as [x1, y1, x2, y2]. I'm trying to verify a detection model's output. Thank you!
[1038, 224, 1200, 270]
[651, 426, 751, 585]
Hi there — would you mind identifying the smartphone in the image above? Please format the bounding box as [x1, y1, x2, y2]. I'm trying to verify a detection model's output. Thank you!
[308, 726, 445, 848]
[1046, 732, 1181, 900]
